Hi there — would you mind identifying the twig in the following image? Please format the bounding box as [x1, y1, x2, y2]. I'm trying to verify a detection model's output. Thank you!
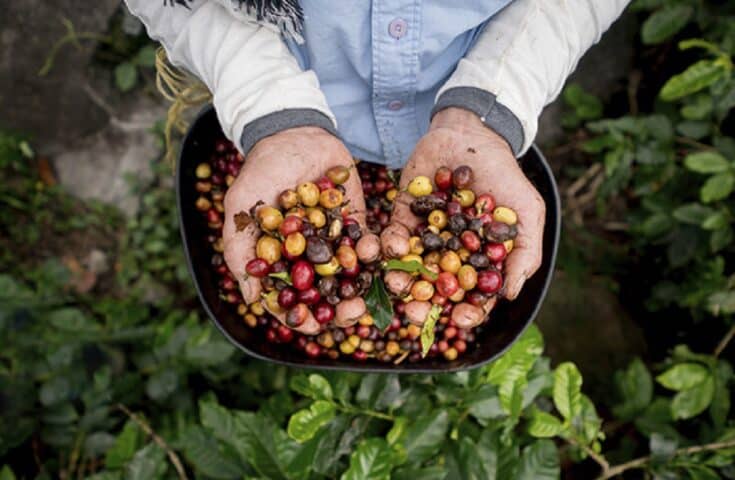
[566, 163, 603, 198]
[596, 438, 735, 480]
[567, 437, 610, 473]
[675, 136, 716, 152]
[117, 404, 189, 480]
[714, 323, 735, 358]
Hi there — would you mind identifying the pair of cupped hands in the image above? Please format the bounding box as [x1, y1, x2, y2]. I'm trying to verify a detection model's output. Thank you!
[222, 107, 545, 327]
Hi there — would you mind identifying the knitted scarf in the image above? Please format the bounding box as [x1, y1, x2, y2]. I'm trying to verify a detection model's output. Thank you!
[164, 0, 303, 41]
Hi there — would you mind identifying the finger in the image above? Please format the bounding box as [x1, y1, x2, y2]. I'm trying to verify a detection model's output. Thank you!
[380, 222, 411, 258]
[482, 296, 498, 316]
[341, 161, 369, 230]
[503, 197, 545, 300]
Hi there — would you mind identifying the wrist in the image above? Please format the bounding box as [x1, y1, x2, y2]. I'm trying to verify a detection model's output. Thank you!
[430, 107, 512, 154]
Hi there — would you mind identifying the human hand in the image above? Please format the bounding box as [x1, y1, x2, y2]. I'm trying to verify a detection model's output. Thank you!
[222, 127, 368, 331]
[382, 107, 545, 316]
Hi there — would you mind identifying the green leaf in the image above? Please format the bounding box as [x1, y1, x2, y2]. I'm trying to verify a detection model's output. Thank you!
[527, 409, 564, 438]
[686, 466, 721, 480]
[392, 466, 447, 480]
[382, 259, 437, 281]
[643, 114, 674, 142]
[135, 45, 157, 68]
[701, 172, 735, 203]
[179, 426, 245, 479]
[39, 377, 71, 406]
[707, 291, 735, 316]
[341, 438, 394, 480]
[650, 432, 677, 464]
[710, 361, 732, 427]
[660, 59, 728, 101]
[420, 304, 442, 357]
[268, 271, 292, 285]
[684, 151, 730, 174]
[710, 227, 733, 253]
[563, 84, 603, 120]
[126, 443, 166, 480]
[553, 362, 583, 420]
[671, 376, 715, 419]
[672, 203, 714, 224]
[640, 213, 674, 237]
[446, 437, 497, 480]
[48, 307, 99, 332]
[394, 410, 450, 464]
[365, 276, 394, 331]
[677, 120, 711, 139]
[517, 440, 560, 480]
[287, 400, 336, 443]
[355, 374, 401, 411]
[310, 416, 351, 477]
[679, 38, 723, 56]
[613, 358, 653, 420]
[106, 421, 142, 469]
[145, 369, 179, 401]
[681, 94, 713, 120]
[290, 374, 333, 401]
[0, 466, 16, 480]
[702, 211, 728, 231]
[575, 395, 602, 444]
[657, 362, 710, 391]
[487, 325, 544, 418]
[641, 5, 692, 44]
[114, 62, 138, 92]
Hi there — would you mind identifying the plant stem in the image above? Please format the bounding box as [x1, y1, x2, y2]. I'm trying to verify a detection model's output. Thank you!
[674, 136, 716, 152]
[596, 438, 735, 480]
[714, 323, 735, 358]
[117, 404, 190, 480]
[341, 406, 395, 421]
[567, 437, 610, 473]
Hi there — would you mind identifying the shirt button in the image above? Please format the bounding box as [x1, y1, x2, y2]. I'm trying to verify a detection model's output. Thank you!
[388, 100, 404, 111]
[388, 18, 408, 39]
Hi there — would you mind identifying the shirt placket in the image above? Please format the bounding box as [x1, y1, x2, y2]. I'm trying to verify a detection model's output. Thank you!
[371, 0, 421, 169]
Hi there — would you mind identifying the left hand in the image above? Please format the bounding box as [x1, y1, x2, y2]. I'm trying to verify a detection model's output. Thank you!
[382, 107, 545, 309]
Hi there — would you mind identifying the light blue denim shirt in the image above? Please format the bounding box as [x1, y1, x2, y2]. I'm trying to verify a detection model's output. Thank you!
[281, 0, 513, 169]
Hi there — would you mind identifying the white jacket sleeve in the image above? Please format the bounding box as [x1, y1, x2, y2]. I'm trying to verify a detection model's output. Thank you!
[123, 0, 336, 154]
[434, 0, 630, 155]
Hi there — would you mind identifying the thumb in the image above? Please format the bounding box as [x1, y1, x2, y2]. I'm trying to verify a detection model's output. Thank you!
[341, 162, 368, 231]
[223, 210, 263, 305]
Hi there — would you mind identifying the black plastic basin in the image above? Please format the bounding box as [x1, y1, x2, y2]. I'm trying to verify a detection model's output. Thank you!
[177, 106, 560, 372]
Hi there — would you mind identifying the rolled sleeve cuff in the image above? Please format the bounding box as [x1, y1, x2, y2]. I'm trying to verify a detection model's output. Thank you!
[432, 87, 525, 157]
[240, 108, 338, 156]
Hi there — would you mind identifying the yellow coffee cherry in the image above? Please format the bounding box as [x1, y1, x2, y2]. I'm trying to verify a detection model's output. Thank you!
[386, 341, 400, 355]
[284, 232, 306, 257]
[297, 182, 320, 207]
[348, 334, 361, 348]
[457, 247, 470, 262]
[358, 314, 374, 326]
[244, 313, 258, 328]
[287, 207, 306, 218]
[256, 236, 282, 264]
[195, 163, 211, 179]
[319, 188, 344, 209]
[398, 327, 408, 339]
[428, 209, 448, 229]
[237, 303, 248, 316]
[407, 175, 433, 197]
[318, 332, 335, 348]
[423, 251, 441, 266]
[386, 188, 398, 202]
[406, 324, 421, 339]
[315, 257, 341, 276]
[440, 251, 461, 274]
[360, 340, 375, 353]
[504, 239, 514, 253]
[278, 189, 299, 210]
[411, 280, 435, 302]
[263, 291, 283, 314]
[439, 231, 453, 242]
[454, 189, 476, 207]
[340, 341, 356, 355]
[457, 265, 478, 291]
[250, 302, 265, 316]
[401, 253, 424, 265]
[427, 225, 440, 234]
[421, 263, 441, 282]
[307, 208, 327, 228]
[409, 236, 424, 255]
[443, 347, 458, 361]
[449, 287, 466, 303]
[493, 206, 518, 225]
[257, 206, 283, 231]
[225, 175, 235, 187]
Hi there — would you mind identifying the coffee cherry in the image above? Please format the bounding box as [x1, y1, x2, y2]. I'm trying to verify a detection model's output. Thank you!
[460, 231, 482, 252]
[319, 188, 344, 209]
[278, 287, 298, 309]
[256, 236, 282, 264]
[407, 175, 433, 197]
[291, 260, 315, 291]
[504, 239, 514, 254]
[435, 272, 460, 298]
[336, 245, 358, 269]
[443, 347, 458, 361]
[475, 193, 496, 213]
[468, 252, 490, 270]
[457, 265, 478, 291]
[195, 163, 212, 179]
[452, 165, 474, 189]
[493, 206, 518, 225]
[195, 196, 211, 211]
[287, 303, 309, 327]
[266, 328, 278, 343]
[467, 291, 488, 307]
[305, 341, 321, 358]
[307, 208, 327, 228]
[411, 280, 435, 301]
[428, 209, 448, 229]
[297, 182, 320, 207]
[477, 270, 503, 294]
[298, 287, 321, 305]
[314, 302, 335, 324]
[279, 189, 299, 210]
[439, 251, 461, 274]
[339, 279, 358, 299]
[279, 215, 304, 236]
[421, 232, 444, 252]
[315, 176, 335, 191]
[306, 236, 333, 264]
[246, 258, 271, 277]
[485, 242, 508, 263]
[284, 232, 306, 257]
[454, 189, 476, 208]
[326, 165, 351, 185]
[434, 166, 453, 191]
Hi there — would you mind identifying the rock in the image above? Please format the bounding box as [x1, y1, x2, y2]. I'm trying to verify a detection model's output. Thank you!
[536, 271, 646, 398]
[536, 11, 638, 147]
[0, 0, 120, 145]
[52, 95, 166, 217]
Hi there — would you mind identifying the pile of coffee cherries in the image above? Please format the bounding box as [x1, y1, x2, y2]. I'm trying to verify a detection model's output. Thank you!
[194, 138, 518, 364]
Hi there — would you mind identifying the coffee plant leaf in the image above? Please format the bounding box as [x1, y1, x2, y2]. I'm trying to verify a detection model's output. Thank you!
[341, 438, 394, 480]
[553, 362, 583, 420]
[287, 400, 336, 443]
[657, 363, 710, 391]
[642, 5, 693, 44]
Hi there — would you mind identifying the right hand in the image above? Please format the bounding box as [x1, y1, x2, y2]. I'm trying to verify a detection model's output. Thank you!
[222, 127, 367, 306]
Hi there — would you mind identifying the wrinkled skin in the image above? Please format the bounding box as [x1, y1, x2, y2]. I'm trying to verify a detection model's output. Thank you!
[384, 107, 545, 304]
[223, 127, 367, 305]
